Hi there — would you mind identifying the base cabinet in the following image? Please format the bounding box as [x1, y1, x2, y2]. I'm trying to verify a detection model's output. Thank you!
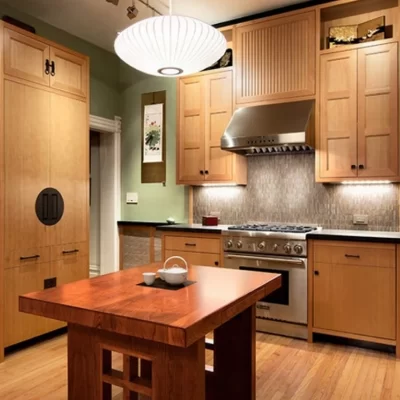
[310, 240, 396, 343]
[4, 264, 64, 347]
[162, 233, 222, 268]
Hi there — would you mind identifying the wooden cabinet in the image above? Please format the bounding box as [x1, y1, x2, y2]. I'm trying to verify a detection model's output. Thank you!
[49, 47, 88, 98]
[310, 240, 396, 343]
[1, 23, 89, 357]
[4, 26, 88, 99]
[4, 81, 52, 258]
[319, 50, 358, 179]
[358, 43, 398, 178]
[162, 232, 222, 267]
[177, 69, 247, 185]
[235, 11, 316, 106]
[50, 93, 88, 245]
[318, 42, 399, 181]
[4, 28, 50, 86]
[4, 263, 64, 347]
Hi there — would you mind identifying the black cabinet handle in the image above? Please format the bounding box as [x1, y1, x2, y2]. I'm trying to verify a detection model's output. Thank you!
[184, 243, 196, 247]
[20, 255, 40, 261]
[345, 254, 360, 258]
[351, 165, 357, 170]
[45, 59, 50, 75]
[205, 170, 209, 175]
[62, 249, 79, 254]
[314, 270, 319, 276]
[214, 261, 219, 266]
[359, 165, 365, 169]
[200, 170, 204, 175]
[50, 61, 56, 76]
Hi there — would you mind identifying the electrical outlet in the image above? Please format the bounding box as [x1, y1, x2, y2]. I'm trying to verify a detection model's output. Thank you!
[126, 192, 138, 204]
[353, 214, 368, 225]
[44, 277, 57, 289]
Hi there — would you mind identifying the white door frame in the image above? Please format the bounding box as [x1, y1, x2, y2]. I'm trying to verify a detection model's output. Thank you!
[89, 115, 121, 276]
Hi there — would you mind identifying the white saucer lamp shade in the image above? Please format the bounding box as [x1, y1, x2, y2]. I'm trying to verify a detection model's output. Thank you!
[115, 15, 227, 77]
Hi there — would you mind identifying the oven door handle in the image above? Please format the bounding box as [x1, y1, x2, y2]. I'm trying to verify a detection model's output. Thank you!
[225, 254, 304, 265]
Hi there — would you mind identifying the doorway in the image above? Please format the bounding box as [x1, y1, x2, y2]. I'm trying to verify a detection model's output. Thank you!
[89, 116, 121, 276]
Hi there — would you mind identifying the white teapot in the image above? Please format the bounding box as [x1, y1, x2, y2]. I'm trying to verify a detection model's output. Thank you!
[158, 256, 188, 285]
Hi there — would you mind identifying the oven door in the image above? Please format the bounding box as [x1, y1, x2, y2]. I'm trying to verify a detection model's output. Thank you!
[224, 253, 307, 325]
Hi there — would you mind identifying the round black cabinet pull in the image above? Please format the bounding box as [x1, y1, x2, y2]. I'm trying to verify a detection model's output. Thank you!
[314, 270, 319, 276]
[359, 165, 365, 169]
[35, 188, 64, 226]
[351, 165, 357, 170]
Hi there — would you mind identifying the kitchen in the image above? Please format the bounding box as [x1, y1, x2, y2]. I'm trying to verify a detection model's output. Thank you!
[1, 0, 400, 398]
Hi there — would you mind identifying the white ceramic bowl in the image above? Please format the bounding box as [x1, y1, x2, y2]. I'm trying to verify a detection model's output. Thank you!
[143, 272, 156, 286]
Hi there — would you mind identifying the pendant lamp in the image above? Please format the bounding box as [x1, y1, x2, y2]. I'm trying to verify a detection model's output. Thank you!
[114, 0, 227, 77]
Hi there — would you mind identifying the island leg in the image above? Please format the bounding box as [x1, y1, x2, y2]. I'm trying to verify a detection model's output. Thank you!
[152, 339, 206, 400]
[210, 305, 256, 400]
[68, 323, 104, 400]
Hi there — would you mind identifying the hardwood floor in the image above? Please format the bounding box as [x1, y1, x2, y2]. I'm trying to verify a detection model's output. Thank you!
[1, 332, 400, 399]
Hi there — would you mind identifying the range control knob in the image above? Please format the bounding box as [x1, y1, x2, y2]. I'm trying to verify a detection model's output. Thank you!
[258, 241, 266, 250]
[283, 244, 292, 254]
[237, 241, 243, 249]
[294, 245, 303, 254]
[226, 240, 233, 249]
[273, 244, 279, 252]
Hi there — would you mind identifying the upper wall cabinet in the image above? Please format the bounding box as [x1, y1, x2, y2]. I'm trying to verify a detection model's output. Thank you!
[4, 28, 50, 86]
[235, 11, 316, 106]
[319, 42, 398, 181]
[4, 27, 88, 98]
[177, 69, 247, 185]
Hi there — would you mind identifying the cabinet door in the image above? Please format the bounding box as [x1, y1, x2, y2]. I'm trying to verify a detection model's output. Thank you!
[204, 71, 234, 182]
[320, 51, 358, 178]
[313, 263, 395, 340]
[235, 11, 316, 105]
[4, 263, 62, 347]
[4, 28, 50, 86]
[49, 47, 88, 98]
[51, 254, 89, 286]
[165, 250, 220, 267]
[4, 81, 51, 257]
[177, 76, 205, 183]
[357, 43, 398, 178]
[50, 93, 88, 245]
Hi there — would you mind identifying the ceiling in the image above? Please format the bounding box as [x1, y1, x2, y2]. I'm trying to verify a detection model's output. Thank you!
[0, 0, 309, 53]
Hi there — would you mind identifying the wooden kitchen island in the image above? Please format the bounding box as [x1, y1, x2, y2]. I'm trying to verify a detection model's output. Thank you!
[19, 264, 280, 400]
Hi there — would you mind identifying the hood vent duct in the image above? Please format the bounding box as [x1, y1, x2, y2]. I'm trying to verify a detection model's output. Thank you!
[221, 100, 315, 156]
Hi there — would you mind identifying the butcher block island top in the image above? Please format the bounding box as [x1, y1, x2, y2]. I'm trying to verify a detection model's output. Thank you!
[19, 264, 281, 400]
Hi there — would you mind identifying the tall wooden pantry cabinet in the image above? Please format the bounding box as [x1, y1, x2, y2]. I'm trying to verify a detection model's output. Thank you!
[0, 22, 90, 361]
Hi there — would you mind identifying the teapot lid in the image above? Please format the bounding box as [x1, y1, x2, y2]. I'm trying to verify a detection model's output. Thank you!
[164, 266, 186, 274]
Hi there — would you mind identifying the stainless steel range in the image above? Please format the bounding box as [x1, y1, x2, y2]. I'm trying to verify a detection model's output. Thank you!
[222, 224, 321, 339]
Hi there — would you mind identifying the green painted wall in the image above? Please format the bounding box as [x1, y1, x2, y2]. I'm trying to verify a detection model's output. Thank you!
[120, 65, 188, 223]
[0, 5, 120, 119]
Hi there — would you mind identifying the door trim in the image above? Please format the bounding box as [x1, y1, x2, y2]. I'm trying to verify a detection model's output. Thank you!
[89, 115, 121, 276]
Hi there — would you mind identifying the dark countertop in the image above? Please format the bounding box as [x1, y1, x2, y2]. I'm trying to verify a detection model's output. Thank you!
[307, 229, 400, 244]
[157, 223, 230, 234]
[118, 221, 168, 227]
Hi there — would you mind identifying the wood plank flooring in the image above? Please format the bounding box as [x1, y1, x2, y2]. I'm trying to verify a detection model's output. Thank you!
[1, 332, 400, 399]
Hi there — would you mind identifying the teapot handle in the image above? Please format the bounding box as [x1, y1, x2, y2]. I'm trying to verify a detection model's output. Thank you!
[163, 256, 188, 271]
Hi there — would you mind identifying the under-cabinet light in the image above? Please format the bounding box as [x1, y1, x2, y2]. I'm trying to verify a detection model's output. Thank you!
[341, 180, 392, 185]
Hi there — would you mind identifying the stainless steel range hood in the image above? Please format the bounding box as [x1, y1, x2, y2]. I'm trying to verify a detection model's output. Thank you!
[221, 100, 315, 155]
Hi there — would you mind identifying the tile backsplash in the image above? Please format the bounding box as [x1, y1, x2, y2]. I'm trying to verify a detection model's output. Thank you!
[193, 154, 399, 231]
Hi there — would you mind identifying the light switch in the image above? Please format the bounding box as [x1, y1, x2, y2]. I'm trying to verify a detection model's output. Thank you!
[126, 192, 138, 204]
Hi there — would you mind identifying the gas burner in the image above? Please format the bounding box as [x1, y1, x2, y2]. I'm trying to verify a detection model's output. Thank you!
[227, 224, 318, 234]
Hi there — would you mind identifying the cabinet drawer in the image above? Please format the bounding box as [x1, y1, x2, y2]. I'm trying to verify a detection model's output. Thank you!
[51, 254, 89, 285]
[314, 241, 395, 268]
[165, 250, 220, 267]
[51, 242, 88, 261]
[5, 246, 51, 269]
[164, 236, 220, 254]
